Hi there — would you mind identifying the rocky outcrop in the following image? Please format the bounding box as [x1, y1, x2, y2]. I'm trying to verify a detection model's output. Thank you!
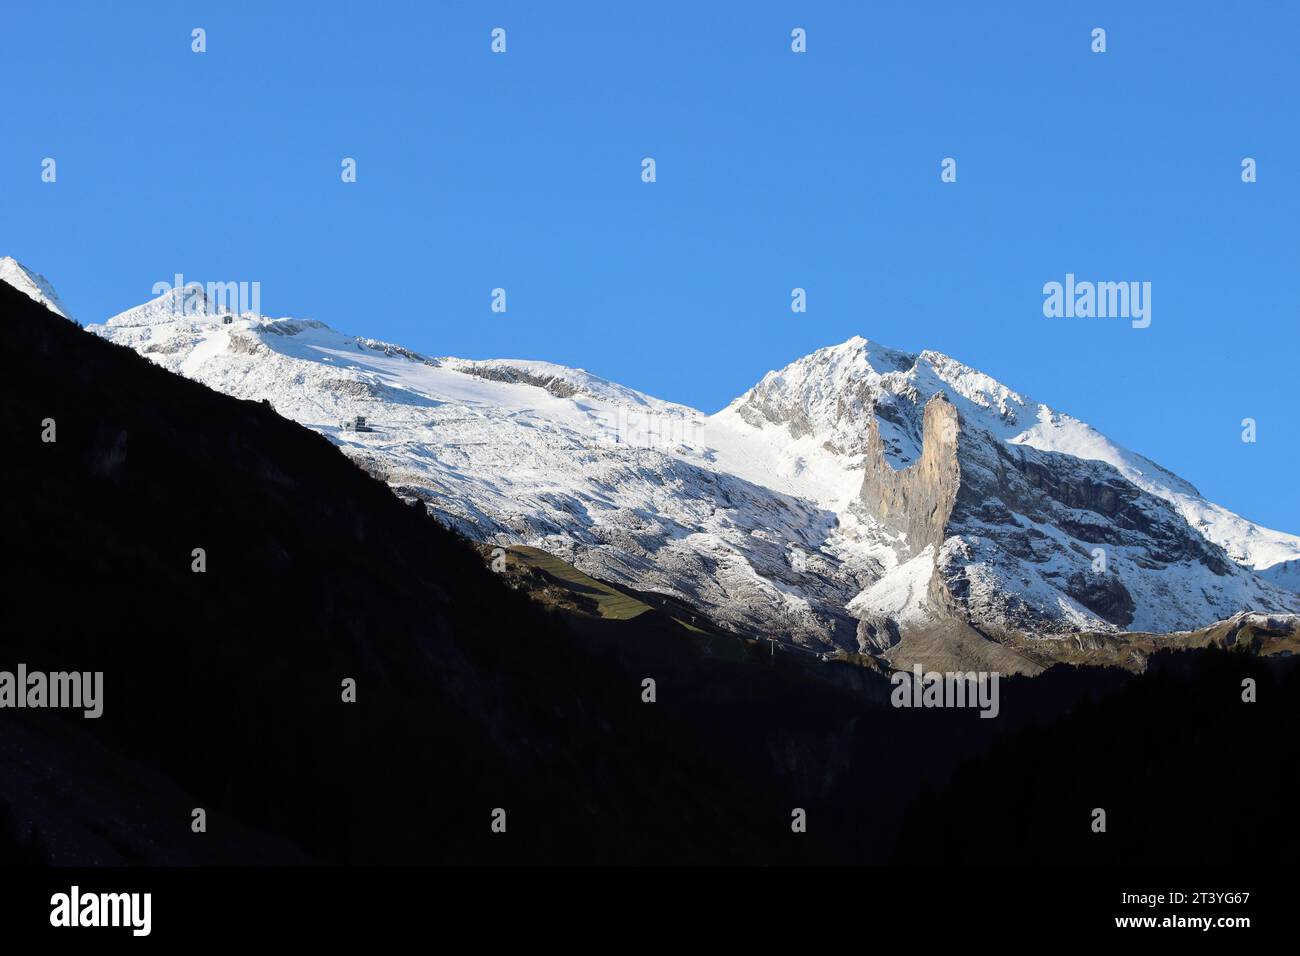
[858, 393, 960, 557]
[456, 363, 582, 399]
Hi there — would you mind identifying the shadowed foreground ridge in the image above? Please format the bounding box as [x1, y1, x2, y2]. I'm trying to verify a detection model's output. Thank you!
[0, 280, 789, 864]
[1, 280, 1297, 866]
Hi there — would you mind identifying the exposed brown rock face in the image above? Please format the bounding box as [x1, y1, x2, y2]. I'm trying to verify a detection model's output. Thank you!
[858, 393, 960, 557]
[853, 394, 969, 658]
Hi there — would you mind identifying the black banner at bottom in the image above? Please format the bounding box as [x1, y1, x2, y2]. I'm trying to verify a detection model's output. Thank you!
[0, 865, 1283, 942]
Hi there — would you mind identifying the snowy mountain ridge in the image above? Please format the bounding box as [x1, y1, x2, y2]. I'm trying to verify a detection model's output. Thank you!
[0, 257, 71, 319]
[6, 261, 1296, 671]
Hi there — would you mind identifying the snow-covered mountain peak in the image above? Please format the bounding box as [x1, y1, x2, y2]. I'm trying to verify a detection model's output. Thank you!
[719, 336, 921, 466]
[0, 256, 71, 319]
[715, 333, 1300, 577]
[105, 285, 226, 327]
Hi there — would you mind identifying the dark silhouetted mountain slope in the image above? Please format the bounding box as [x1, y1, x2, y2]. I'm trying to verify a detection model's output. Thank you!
[0, 279, 806, 864]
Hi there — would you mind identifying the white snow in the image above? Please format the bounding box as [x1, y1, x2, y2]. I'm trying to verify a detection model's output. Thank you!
[0, 257, 71, 319]
[848, 547, 935, 625]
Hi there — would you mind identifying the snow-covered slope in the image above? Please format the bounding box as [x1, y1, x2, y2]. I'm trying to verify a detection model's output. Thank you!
[0, 257, 71, 319]
[82, 287, 1300, 666]
[90, 293, 881, 646]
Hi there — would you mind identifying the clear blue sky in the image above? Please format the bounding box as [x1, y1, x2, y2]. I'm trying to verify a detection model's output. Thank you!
[3, 1, 1297, 533]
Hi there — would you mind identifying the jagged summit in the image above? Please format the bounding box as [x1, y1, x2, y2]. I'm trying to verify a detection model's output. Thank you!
[725, 333, 1294, 571]
[0, 256, 70, 319]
